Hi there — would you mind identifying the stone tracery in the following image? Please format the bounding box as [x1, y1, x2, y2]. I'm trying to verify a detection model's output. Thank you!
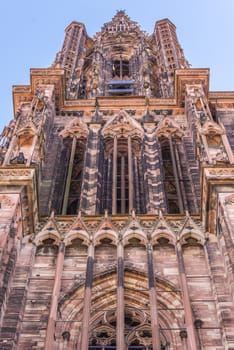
[0, 10, 234, 350]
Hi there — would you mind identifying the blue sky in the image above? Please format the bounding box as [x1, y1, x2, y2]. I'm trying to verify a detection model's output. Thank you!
[0, 0, 234, 131]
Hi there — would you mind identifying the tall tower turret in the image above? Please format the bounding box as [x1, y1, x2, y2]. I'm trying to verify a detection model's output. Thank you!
[0, 11, 234, 350]
[154, 18, 190, 97]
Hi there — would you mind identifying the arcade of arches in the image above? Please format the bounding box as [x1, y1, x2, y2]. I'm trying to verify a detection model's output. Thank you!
[0, 10, 234, 350]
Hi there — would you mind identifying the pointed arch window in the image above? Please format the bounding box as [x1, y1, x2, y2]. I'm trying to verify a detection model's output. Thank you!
[100, 113, 145, 214]
[65, 138, 87, 214]
[101, 135, 144, 214]
[159, 136, 182, 214]
[58, 118, 88, 215]
[88, 308, 168, 349]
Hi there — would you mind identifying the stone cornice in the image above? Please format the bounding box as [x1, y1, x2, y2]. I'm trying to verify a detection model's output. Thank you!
[201, 166, 234, 233]
[12, 67, 225, 118]
[0, 166, 39, 235]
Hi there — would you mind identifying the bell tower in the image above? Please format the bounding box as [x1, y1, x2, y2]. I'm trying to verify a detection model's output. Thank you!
[0, 11, 234, 350]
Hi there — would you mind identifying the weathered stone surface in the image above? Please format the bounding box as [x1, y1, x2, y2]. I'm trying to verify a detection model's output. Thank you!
[0, 10, 234, 350]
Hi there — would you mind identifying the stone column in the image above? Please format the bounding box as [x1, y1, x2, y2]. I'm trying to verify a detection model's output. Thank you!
[203, 236, 228, 348]
[147, 244, 161, 350]
[117, 240, 125, 350]
[134, 156, 141, 213]
[169, 136, 184, 213]
[106, 156, 112, 213]
[176, 242, 198, 350]
[112, 136, 117, 214]
[45, 241, 65, 350]
[128, 136, 133, 213]
[3, 135, 18, 165]
[27, 137, 35, 166]
[80, 242, 94, 350]
[79, 124, 101, 214]
[121, 155, 126, 214]
[174, 143, 188, 211]
[62, 136, 77, 215]
[201, 134, 212, 164]
[144, 125, 165, 213]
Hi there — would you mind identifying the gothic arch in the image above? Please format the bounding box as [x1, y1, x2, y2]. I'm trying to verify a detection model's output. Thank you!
[151, 215, 177, 246]
[122, 223, 147, 247]
[151, 232, 176, 247]
[155, 116, 183, 139]
[179, 230, 205, 247]
[94, 231, 118, 246]
[34, 228, 61, 247]
[64, 230, 90, 247]
[58, 118, 88, 215]
[200, 120, 223, 136]
[101, 110, 144, 139]
[100, 110, 146, 215]
[56, 269, 186, 349]
[59, 117, 88, 139]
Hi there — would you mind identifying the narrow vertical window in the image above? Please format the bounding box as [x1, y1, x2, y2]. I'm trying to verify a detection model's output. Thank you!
[101, 136, 144, 214]
[160, 137, 180, 213]
[62, 138, 87, 215]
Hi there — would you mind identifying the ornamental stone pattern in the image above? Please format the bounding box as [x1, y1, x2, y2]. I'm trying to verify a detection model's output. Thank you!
[0, 10, 234, 350]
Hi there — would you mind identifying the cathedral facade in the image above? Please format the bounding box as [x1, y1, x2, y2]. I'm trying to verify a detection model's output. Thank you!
[0, 11, 234, 349]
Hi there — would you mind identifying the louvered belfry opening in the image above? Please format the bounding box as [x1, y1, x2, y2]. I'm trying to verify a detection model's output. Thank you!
[101, 135, 144, 215]
[160, 137, 180, 214]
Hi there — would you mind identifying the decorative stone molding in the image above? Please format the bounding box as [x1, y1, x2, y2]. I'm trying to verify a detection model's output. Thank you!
[0, 167, 38, 234]
[201, 166, 234, 233]
[0, 194, 17, 209]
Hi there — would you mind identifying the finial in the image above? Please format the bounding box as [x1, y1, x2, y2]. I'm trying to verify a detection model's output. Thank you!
[159, 209, 163, 218]
[49, 209, 55, 219]
[116, 9, 126, 16]
[147, 232, 152, 242]
[143, 98, 154, 122]
[92, 100, 102, 123]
